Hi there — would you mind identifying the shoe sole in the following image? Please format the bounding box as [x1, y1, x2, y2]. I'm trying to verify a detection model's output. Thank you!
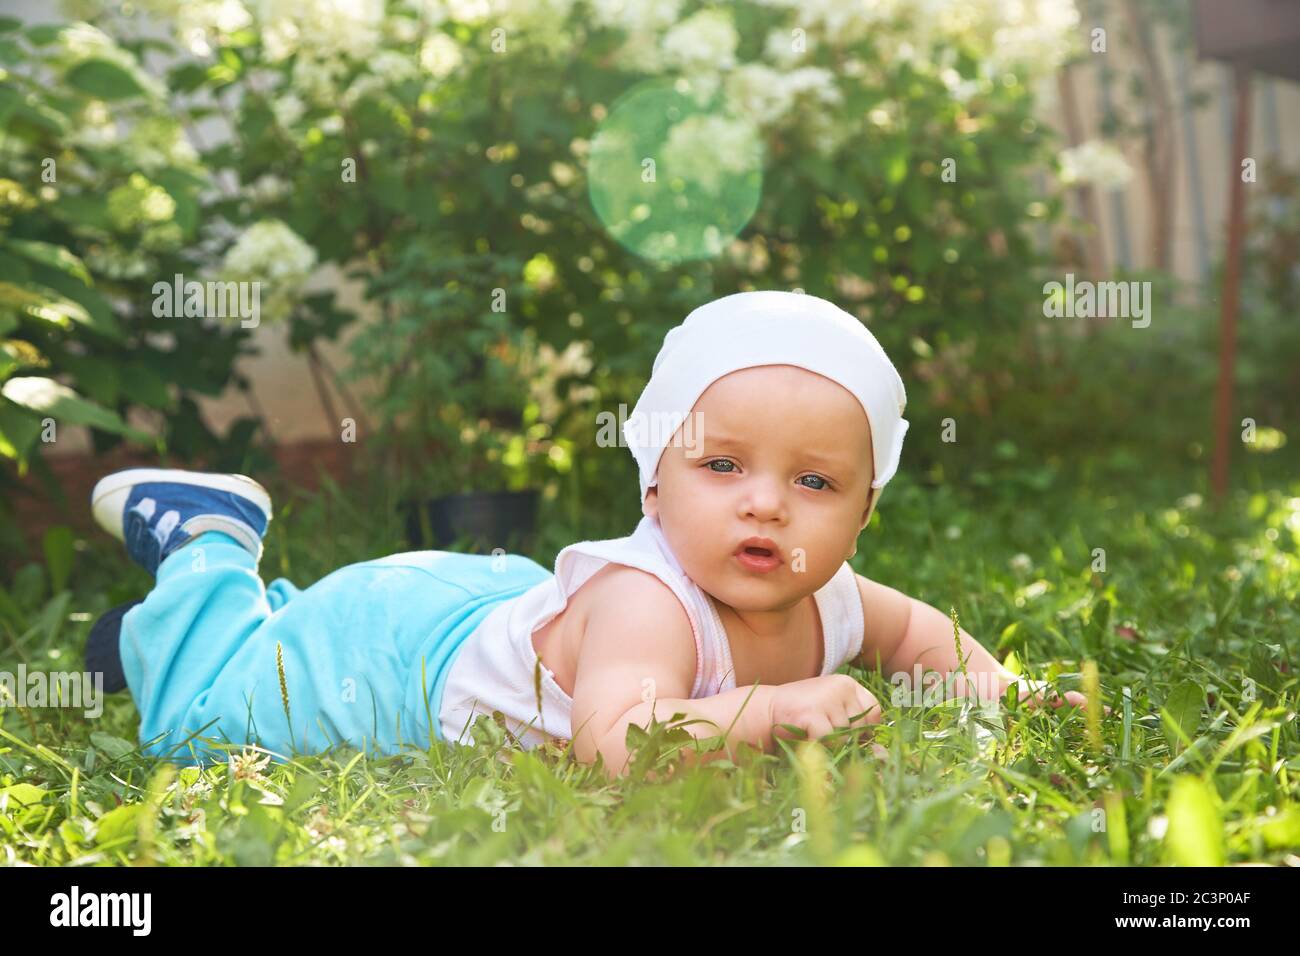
[91, 468, 272, 542]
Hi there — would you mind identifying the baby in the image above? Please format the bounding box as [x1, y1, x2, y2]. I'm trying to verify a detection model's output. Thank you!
[85, 290, 1085, 775]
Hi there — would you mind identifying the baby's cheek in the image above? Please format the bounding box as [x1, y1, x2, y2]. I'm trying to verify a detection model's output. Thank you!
[786, 534, 849, 575]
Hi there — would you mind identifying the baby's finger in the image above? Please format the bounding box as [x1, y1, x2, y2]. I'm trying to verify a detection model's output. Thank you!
[850, 692, 882, 726]
[1064, 690, 1111, 715]
[812, 715, 838, 741]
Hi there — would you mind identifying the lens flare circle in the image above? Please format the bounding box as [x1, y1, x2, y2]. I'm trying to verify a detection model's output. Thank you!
[588, 76, 764, 264]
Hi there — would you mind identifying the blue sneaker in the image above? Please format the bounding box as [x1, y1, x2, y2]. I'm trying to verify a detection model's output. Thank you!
[91, 468, 273, 575]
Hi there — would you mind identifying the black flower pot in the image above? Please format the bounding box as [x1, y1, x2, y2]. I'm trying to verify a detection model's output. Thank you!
[402, 489, 539, 552]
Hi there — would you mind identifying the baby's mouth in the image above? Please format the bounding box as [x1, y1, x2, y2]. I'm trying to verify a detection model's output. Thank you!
[733, 537, 783, 571]
[734, 536, 781, 560]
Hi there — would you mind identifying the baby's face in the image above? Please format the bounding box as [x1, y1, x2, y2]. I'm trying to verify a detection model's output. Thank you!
[644, 364, 876, 613]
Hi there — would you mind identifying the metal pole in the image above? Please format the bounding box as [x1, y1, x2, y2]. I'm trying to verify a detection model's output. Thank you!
[1210, 62, 1252, 503]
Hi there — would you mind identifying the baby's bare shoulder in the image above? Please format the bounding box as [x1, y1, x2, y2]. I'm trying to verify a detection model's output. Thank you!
[575, 563, 692, 627]
[569, 563, 697, 678]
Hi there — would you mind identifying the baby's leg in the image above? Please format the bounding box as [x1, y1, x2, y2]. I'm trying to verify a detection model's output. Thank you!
[120, 530, 292, 763]
[119, 534, 491, 764]
[120, 522, 553, 764]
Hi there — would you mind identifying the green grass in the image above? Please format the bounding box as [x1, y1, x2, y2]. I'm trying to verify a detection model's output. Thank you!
[1, 445, 1297, 866]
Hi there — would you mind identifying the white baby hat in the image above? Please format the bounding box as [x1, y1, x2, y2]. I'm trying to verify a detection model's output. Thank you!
[622, 290, 910, 509]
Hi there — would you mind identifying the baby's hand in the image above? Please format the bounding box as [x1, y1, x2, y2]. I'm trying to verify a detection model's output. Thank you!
[1013, 680, 1112, 716]
[768, 674, 881, 745]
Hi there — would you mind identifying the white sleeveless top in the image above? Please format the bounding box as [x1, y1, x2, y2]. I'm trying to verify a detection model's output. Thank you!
[436, 514, 865, 750]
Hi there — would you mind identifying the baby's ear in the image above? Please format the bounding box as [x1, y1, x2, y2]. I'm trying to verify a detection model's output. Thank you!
[859, 487, 876, 530]
[642, 486, 659, 518]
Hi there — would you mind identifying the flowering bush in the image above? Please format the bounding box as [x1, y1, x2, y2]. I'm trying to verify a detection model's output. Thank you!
[219, 219, 318, 325]
[0, 17, 272, 555]
[1057, 139, 1133, 191]
[8, 0, 1084, 518]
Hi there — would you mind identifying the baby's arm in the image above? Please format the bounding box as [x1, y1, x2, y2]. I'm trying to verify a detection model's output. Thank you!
[570, 567, 778, 778]
[853, 574, 1091, 709]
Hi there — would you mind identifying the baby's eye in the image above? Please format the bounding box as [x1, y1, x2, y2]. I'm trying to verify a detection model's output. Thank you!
[706, 459, 736, 473]
[798, 474, 829, 490]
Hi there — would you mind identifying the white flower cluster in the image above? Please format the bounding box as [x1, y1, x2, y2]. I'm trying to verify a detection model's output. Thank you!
[223, 219, 317, 278]
[243, 173, 292, 203]
[84, 245, 153, 280]
[292, 55, 347, 105]
[763, 27, 807, 68]
[751, 0, 889, 46]
[271, 92, 306, 128]
[493, 0, 578, 58]
[419, 33, 462, 79]
[660, 113, 762, 194]
[590, 0, 681, 35]
[342, 49, 419, 107]
[1057, 139, 1133, 191]
[121, 117, 201, 173]
[985, 0, 1082, 76]
[875, 0, 1081, 77]
[588, 0, 681, 73]
[69, 100, 118, 150]
[256, 0, 386, 63]
[175, 0, 253, 56]
[725, 63, 841, 127]
[661, 9, 738, 71]
[755, 0, 1081, 81]
[338, 34, 460, 108]
[441, 0, 493, 21]
[220, 219, 318, 324]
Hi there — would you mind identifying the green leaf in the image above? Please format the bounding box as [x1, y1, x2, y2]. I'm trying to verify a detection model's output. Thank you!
[1163, 775, 1224, 866]
[0, 584, 27, 631]
[0, 281, 88, 329]
[0, 783, 48, 808]
[0, 401, 43, 461]
[1161, 681, 1204, 756]
[886, 150, 909, 186]
[0, 39, 23, 66]
[65, 58, 148, 101]
[7, 97, 68, 136]
[89, 731, 137, 761]
[1, 376, 150, 441]
[58, 353, 119, 405]
[1248, 643, 1278, 698]
[24, 25, 62, 46]
[19, 267, 121, 340]
[0, 247, 32, 284]
[167, 62, 210, 93]
[42, 525, 75, 593]
[0, 17, 22, 33]
[1261, 806, 1300, 849]
[94, 803, 144, 848]
[52, 193, 115, 232]
[3, 239, 91, 285]
[118, 361, 171, 409]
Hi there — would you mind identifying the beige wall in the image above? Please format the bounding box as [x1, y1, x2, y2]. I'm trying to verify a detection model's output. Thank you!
[1045, 27, 1300, 288]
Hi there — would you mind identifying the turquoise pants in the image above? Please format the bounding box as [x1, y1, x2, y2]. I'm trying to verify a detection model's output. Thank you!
[119, 532, 551, 765]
